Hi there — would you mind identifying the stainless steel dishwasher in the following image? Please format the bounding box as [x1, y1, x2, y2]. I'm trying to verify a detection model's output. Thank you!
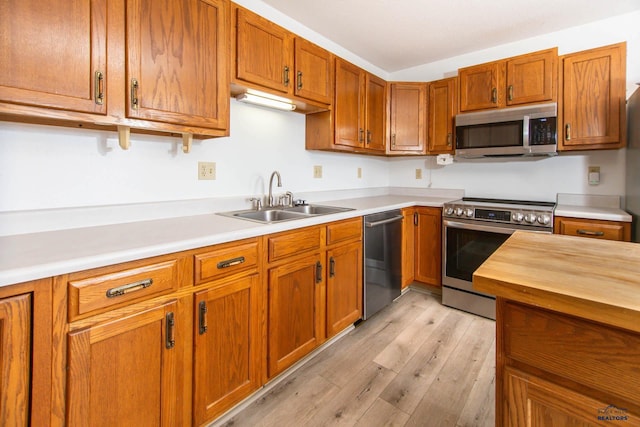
[363, 210, 403, 319]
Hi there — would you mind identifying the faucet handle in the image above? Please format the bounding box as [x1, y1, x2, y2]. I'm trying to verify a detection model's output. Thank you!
[249, 197, 262, 210]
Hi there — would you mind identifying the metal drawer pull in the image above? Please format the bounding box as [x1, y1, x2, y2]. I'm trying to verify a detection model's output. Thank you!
[165, 312, 175, 349]
[106, 278, 153, 298]
[577, 229, 605, 237]
[199, 301, 208, 335]
[491, 87, 497, 103]
[217, 256, 245, 269]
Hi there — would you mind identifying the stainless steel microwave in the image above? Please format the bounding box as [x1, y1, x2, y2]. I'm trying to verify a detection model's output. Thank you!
[455, 103, 557, 158]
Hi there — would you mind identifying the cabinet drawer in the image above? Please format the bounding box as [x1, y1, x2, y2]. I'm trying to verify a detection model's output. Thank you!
[326, 217, 362, 245]
[194, 239, 259, 284]
[503, 302, 640, 404]
[68, 257, 182, 321]
[554, 216, 630, 241]
[267, 227, 321, 262]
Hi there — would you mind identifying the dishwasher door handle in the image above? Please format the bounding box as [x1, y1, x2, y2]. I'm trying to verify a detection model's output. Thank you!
[365, 215, 404, 228]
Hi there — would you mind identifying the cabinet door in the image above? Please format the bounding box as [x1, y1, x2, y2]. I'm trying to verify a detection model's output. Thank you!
[67, 300, 182, 427]
[268, 254, 323, 378]
[334, 58, 364, 149]
[0, 0, 107, 114]
[326, 242, 362, 337]
[294, 38, 333, 104]
[428, 77, 456, 154]
[561, 43, 626, 150]
[506, 49, 556, 106]
[389, 83, 426, 153]
[193, 274, 261, 425]
[401, 208, 416, 288]
[414, 207, 442, 286]
[126, 0, 229, 130]
[504, 368, 637, 427]
[554, 216, 631, 242]
[0, 294, 31, 426]
[365, 73, 387, 152]
[458, 61, 501, 112]
[235, 6, 293, 93]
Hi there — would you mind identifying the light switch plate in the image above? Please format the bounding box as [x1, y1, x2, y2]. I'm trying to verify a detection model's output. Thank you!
[313, 165, 322, 179]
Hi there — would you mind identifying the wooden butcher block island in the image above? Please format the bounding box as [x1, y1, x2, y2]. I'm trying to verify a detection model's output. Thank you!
[473, 231, 640, 427]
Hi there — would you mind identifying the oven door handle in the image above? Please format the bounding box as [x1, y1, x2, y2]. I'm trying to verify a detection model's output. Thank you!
[444, 220, 550, 235]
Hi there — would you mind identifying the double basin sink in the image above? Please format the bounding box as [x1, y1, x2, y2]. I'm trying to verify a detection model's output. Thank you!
[219, 204, 354, 223]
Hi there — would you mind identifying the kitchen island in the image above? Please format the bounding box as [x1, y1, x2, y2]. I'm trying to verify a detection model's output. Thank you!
[474, 231, 640, 426]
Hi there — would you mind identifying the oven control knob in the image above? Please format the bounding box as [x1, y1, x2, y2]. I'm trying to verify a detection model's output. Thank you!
[445, 207, 454, 215]
[537, 214, 551, 225]
[464, 208, 474, 218]
[513, 212, 524, 222]
[455, 208, 464, 216]
[524, 213, 537, 224]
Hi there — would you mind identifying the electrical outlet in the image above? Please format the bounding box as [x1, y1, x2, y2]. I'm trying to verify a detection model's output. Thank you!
[415, 168, 422, 179]
[357, 167, 362, 178]
[313, 165, 323, 179]
[588, 166, 600, 185]
[198, 162, 216, 180]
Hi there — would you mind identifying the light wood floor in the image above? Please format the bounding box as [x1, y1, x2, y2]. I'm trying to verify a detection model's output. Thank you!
[220, 290, 496, 427]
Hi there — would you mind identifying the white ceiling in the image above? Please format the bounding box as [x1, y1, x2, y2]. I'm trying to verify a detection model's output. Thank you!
[261, 0, 640, 72]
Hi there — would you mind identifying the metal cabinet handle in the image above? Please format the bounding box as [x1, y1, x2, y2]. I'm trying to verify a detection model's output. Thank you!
[565, 124, 571, 141]
[217, 256, 245, 269]
[315, 261, 322, 283]
[106, 278, 153, 298]
[131, 78, 139, 110]
[447, 133, 452, 147]
[491, 88, 497, 104]
[95, 71, 104, 105]
[283, 66, 290, 87]
[366, 130, 372, 144]
[198, 301, 208, 335]
[165, 312, 175, 349]
[329, 257, 335, 278]
[414, 212, 418, 226]
[296, 71, 303, 90]
[577, 229, 605, 237]
[391, 133, 396, 147]
[507, 85, 513, 101]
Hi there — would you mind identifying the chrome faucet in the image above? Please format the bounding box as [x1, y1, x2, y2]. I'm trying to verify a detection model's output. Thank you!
[267, 171, 282, 207]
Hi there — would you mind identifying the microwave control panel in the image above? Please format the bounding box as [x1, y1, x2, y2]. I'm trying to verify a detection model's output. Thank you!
[529, 117, 557, 145]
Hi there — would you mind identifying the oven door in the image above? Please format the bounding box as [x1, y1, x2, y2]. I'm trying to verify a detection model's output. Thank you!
[442, 219, 517, 294]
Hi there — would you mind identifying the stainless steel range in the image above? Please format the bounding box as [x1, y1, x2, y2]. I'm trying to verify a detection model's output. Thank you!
[442, 197, 555, 319]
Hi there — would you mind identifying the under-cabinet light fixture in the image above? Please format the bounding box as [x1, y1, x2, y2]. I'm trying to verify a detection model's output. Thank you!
[235, 91, 296, 111]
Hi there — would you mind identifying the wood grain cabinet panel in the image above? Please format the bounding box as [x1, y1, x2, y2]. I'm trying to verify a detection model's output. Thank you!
[267, 226, 322, 262]
[428, 77, 457, 154]
[67, 299, 187, 427]
[194, 239, 258, 284]
[0, 293, 31, 426]
[193, 274, 261, 424]
[365, 73, 387, 152]
[388, 82, 427, 154]
[0, 0, 108, 114]
[326, 217, 362, 245]
[126, 0, 229, 130]
[401, 207, 416, 288]
[294, 37, 334, 104]
[459, 61, 502, 112]
[560, 42, 626, 150]
[334, 58, 365, 149]
[326, 241, 362, 338]
[414, 207, 442, 286]
[267, 254, 323, 378]
[554, 216, 631, 242]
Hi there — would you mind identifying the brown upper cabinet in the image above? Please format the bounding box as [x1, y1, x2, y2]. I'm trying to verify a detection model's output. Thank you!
[387, 83, 427, 154]
[559, 42, 626, 151]
[306, 58, 385, 154]
[232, 4, 333, 110]
[0, 0, 230, 139]
[458, 48, 557, 112]
[428, 77, 457, 155]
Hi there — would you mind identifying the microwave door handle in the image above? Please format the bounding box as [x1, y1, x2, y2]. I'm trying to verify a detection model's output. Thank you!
[523, 115, 530, 148]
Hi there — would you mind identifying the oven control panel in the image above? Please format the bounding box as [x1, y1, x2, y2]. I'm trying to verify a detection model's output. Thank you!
[444, 203, 553, 229]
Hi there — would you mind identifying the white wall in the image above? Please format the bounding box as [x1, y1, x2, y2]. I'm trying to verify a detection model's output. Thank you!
[0, 7, 637, 220]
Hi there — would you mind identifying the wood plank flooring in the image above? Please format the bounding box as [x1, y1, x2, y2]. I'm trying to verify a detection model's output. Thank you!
[217, 290, 496, 427]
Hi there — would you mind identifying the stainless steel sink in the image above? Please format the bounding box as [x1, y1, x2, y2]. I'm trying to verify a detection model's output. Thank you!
[218, 204, 354, 223]
[283, 205, 354, 215]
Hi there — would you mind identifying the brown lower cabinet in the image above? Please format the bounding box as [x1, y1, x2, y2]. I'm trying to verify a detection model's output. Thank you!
[414, 207, 442, 287]
[554, 216, 631, 242]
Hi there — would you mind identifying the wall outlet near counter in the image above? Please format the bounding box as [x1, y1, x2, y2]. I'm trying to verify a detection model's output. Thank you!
[357, 167, 362, 178]
[313, 165, 323, 179]
[198, 162, 216, 180]
[588, 166, 600, 185]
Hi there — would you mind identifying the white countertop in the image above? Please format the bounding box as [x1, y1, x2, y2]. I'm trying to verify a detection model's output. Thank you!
[0, 194, 459, 287]
[555, 193, 632, 222]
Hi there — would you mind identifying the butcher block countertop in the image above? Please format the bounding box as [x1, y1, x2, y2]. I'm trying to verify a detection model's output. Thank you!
[473, 230, 640, 333]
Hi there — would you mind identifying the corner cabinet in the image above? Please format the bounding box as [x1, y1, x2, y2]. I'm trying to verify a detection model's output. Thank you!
[387, 83, 427, 154]
[559, 42, 626, 151]
[458, 48, 557, 112]
[428, 77, 457, 155]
